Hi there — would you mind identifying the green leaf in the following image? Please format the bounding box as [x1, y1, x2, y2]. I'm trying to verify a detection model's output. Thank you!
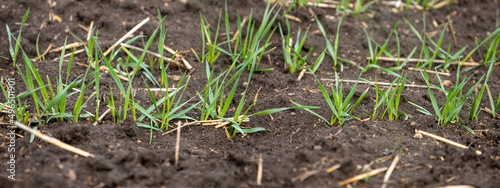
[134, 102, 159, 127]
[136, 122, 162, 131]
[246, 105, 319, 118]
[30, 126, 37, 143]
[291, 100, 329, 124]
[44, 78, 82, 114]
[421, 69, 441, 120]
[408, 101, 432, 116]
[47, 113, 73, 122]
[239, 127, 270, 134]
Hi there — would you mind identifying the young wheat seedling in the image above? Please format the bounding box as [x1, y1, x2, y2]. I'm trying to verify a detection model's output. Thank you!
[294, 71, 368, 126]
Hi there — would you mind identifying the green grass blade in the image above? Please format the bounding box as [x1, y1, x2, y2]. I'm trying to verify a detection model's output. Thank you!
[408, 101, 432, 115]
[134, 102, 159, 127]
[311, 49, 326, 73]
[246, 105, 319, 118]
[239, 127, 269, 134]
[351, 87, 369, 114]
[421, 69, 441, 120]
[290, 100, 329, 124]
[136, 122, 162, 131]
[47, 113, 73, 123]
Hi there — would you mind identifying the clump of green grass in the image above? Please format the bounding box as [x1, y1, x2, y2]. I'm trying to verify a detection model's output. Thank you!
[193, 2, 279, 71]
[62, 29, 101, 123]
[363, 74, 407, 121]
[132, 20, 199, 130]
[336, 0, 351, 14]
[198, 61, 241, 121]
[353, 0, 377, 15]
[482, 33, 500, 118]
[404, 14, 468, 70]
[315, 15, 357, 71]
[197, 49, 317, 136]
[363, 21, 419, 78]
[474, 28, 500, 66]
[294, 72, 368, 126]
[224, 2, 280, 72]
[419, 20, 449, 69]
[0, 80, 30, 125]
[278, 18, 326, 74]
[135, 73, 197, 130]
[104, 15, 167, 123]
[191, 11, 222, 66]
[14, 37, 95, 123]
[68, 26, 150, 122]
[363, 22, 411, 77]
[469, 60, 495, 121]
[411, 66, 483, 132]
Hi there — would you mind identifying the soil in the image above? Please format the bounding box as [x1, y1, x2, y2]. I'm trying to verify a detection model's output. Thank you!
[1, 0, 500, 187]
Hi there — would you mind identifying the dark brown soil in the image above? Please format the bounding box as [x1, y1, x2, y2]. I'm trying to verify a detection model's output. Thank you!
[1, 0, 499, 187]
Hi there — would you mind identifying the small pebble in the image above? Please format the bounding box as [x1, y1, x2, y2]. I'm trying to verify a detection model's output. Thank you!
[442, 80, 452, 86]
[68, 169, 77, 181]
[313, 145, 322, 150]
[171, 75, 181, 81]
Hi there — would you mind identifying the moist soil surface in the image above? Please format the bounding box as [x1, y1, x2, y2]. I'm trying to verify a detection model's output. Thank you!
[1, 0, 500, 187]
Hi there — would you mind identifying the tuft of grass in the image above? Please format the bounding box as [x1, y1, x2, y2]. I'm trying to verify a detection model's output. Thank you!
[337, 0, 351, 14]
[198, 48, 316, 137]
[422, 21, 448, 69]
[15, 38, 89, 123]
[484, 34, 500, 118]
[73, 63, 93, 122]
[198, 61, 241, 121]
[133, 18, 199, 130]
[278, 19, 326, 73]
[295, 71, 368, 126]
[136, 73, 197, 130]
[404, 14, 468, 70]
[469, 60, 495, 121]
[467, 30, 500, 119]
[104, 15, 167, 123]
[192, 12, 222, 66]
[0, 80, 30, 125]
[417, 66, 483, 132]
[223, 1, 280, 72]
[364, 22, 401, 74]
[123, 12, 200, 131]
[316, 15, 353, 71]
[363, 23, 418, 78]
[478, 29, 500, 66]
[363, 74, 407, 121]
[353, 0, 377, 15]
